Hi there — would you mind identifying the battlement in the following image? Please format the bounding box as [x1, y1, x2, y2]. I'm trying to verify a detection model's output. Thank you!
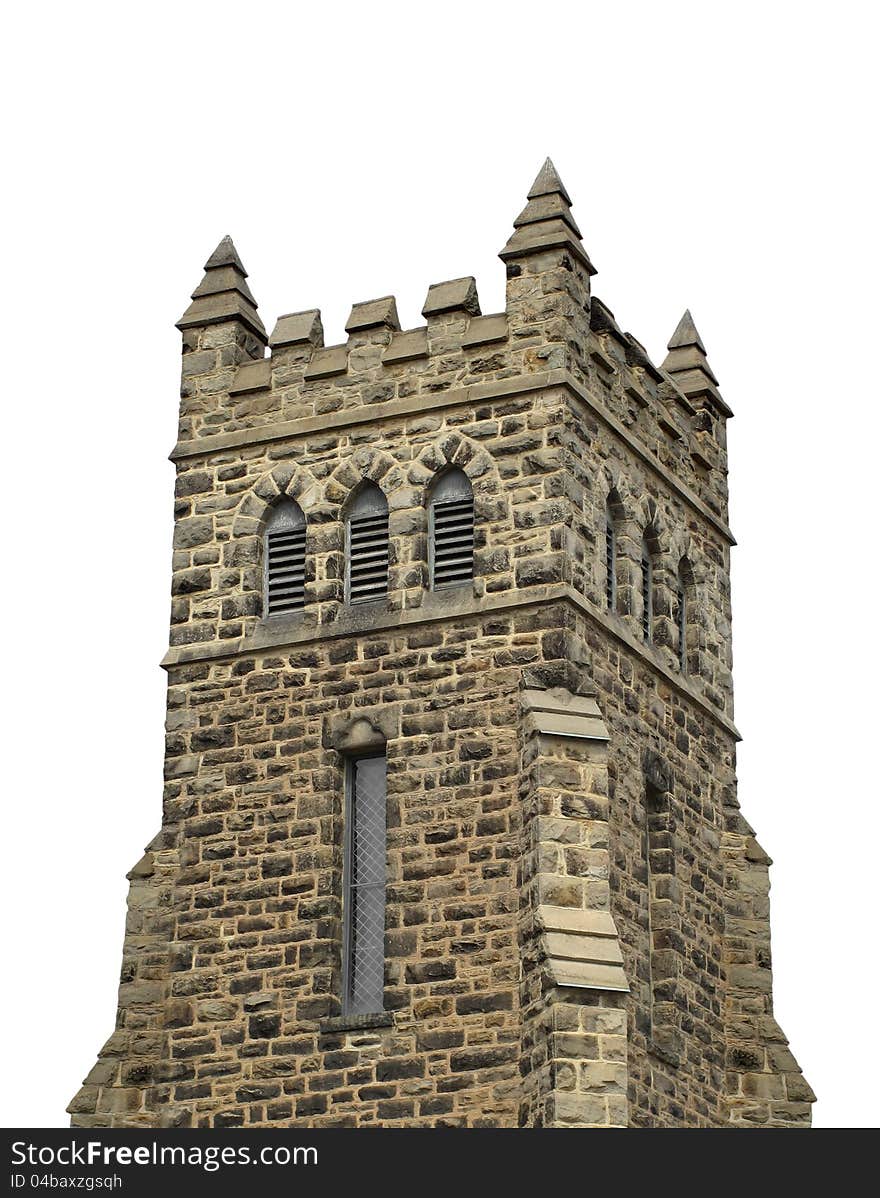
[174, 161, 731, 519]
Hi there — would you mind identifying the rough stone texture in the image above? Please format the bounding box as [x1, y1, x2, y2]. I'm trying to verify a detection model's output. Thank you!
[70, 160, 812, 1128]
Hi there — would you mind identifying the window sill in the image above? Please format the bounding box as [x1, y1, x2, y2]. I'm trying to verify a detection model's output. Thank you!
[319, 1012, 395, 1035]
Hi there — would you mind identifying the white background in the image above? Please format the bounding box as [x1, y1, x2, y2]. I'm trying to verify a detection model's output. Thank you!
[2, 0, 877, 1129]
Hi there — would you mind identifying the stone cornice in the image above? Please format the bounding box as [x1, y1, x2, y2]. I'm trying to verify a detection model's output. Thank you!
[160, 583, 740, 741]
[169, 369, 735, 547]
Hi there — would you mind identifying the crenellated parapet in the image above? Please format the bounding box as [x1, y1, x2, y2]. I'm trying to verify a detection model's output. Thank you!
[173, 162, 731, 524]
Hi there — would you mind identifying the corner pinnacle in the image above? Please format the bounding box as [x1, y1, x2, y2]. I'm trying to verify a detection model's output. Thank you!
[176, 235, 266, 341]
[661, 310, 732, 416]
[500, 157, 595, 275]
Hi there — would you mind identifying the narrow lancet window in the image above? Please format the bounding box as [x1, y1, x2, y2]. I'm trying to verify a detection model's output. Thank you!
[641, 539, 653, 642]
[343, 753, 387, 1017]
[263, 499, 306, 617]
[677, 556, 694, 674]
[677, 579, 687, 671]
[429, 468, 474, 589]
[346, 483, 389, 604]
[605, 510, 617, 611]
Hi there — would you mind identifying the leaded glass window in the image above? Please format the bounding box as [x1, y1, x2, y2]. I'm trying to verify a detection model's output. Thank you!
[343, 754, 387, 1016]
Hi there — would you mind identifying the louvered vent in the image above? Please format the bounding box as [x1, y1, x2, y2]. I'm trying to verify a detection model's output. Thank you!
[677, 582, 687, 672]
[348, 511, 390, 603]
[429, 468, 474, 590]
[432, 498, 475, 587]
[264, 499, 306, 618]
[605, 520, 616, 610]
[641, 549, 653, 642]
[345, 484, 390, 606]
[266, 527, 306, 615]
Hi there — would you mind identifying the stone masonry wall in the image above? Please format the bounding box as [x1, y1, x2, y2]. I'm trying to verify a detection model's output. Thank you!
[70, 160, 811, 1127]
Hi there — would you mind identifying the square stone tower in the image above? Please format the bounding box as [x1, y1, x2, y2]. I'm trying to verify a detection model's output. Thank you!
[70, 161, 813, 1128]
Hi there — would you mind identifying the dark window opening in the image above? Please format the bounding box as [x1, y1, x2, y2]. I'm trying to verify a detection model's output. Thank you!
[429, 469, 474, 589]
[343, 753, 387, 1017]
[346, 483, 389, 605]
[264, 499, 306, 617]
[677, 581, 687, 672]
[641, 541, 653, 642]
[605, 517, 617, 610]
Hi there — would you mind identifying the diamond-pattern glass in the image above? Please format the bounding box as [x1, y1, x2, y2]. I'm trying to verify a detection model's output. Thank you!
[345, 755, 386, 1016]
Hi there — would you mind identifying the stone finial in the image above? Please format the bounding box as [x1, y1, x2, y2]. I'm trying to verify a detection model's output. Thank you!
[345, 296, 401, 333]
[269, 309, 324, 349]
[528, 157, 572, 205]
[203, 234, 247, 273]
[667, 309, 706, 355]
[500, 158, 596, 275]
[176, 235, 266, 341]
[661, 310, 732, 417]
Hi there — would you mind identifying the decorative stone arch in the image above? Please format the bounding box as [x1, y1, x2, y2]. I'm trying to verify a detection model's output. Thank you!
[230, 464, 323, 619]
[597, 464, 630, 615]
[598, 460, 626, 507]
[668, 527, 709, 588]
[666, 529, 704, 677]
[320, 450, 399, 604]
[595, 471, 644, 628]
[323, 446, 400, 510]
[633, 497, 677, 653]
[412, 431, 503, 518]
[635, 496, 671, 559]
[599, 459, 642, 523]
[231, 462, 322, 540]
[403, 433, 506, 594]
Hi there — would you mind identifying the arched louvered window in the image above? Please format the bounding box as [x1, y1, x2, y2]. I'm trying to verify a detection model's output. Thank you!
[429, 469, 474, 589]
[263, 499, 306, 618]
[604, 489, 624, 613]
[641, 537, 654, 642]
[676, 577, 687, 669]
[346, 483, 389, 605]
[677, 556, 695, 673]
[605, 514, 616, 610]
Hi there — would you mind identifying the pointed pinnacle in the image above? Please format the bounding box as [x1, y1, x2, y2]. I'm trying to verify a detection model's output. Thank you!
[527, 157, 572, 206]
[667, 309, 706, 354]
[177, 234, 265, 339]
[661, 308, 730, 413]
[204, 234, 247, 275]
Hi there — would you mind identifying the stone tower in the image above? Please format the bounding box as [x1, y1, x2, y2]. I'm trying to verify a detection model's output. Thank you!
[69, 161, 813, 1128]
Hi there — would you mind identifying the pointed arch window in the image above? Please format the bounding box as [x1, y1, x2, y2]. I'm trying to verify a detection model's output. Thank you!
[641, 536, 654, 642]
[605, 492, 622, 612]
[429, 468, 474, 589]
[343, 751, 387, 1016]
[677, 557, 695, 673]
[346, 483, 389, 605]
[263, 499, 306, 618]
